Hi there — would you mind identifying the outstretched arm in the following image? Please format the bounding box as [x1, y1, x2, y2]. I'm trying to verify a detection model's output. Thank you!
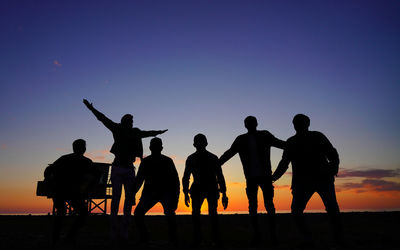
[139, 129, 168, 138]
[83, 99, 116, 131]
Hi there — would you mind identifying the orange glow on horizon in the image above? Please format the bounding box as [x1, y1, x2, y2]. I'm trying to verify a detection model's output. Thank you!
[1, 183, 400, 214]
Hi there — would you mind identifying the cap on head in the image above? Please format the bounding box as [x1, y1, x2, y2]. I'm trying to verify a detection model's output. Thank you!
[149, 137, 163, 153]
[121, 114, 133, 127]
[193, 133, 208, 149]
[292, 114, 310, 132]
[244, 116, 258, 131]
[72, 139, 86, 155]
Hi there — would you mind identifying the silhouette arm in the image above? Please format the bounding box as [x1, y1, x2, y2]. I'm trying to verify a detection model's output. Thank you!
[182, 159, 192, 195]
[271, 137, 286, 150]
[272, 151, 290, 181]
[216, 162, 227, 194]
[219, 139, 239, 166]
[83, 99, 116, 131]
[139, 129, 168, 138]
[321, 134, 340, 176]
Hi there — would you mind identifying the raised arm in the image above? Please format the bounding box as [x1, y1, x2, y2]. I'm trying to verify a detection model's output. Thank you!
[83, 99, 116, 131]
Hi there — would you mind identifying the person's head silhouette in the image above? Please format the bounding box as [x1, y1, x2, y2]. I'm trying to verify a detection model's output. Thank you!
[149, 137, 163, 155]
[244, 116, 258, 132]
[293, 114, 310, 134]
[72, 139, 86, 155]
[121, 114, 133, 128]
[193, 133, 208, 150]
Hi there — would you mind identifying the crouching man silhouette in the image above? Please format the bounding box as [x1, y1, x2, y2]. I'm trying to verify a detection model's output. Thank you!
[133, 137, 180, 246]
[272, 114, 343, 247]
[44, 139, 99, 246]
[183, 134, 228, 246]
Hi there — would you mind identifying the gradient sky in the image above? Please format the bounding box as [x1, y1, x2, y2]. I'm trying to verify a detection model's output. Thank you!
[1, 0, 399, 214]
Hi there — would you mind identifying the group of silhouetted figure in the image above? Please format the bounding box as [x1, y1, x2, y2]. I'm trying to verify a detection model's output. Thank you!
[43, 99, 343, 249]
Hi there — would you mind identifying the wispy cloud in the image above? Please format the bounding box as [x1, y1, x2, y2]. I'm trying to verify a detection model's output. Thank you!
[340, 179, 400, 193]
[53, 60, 62, 67]
[169, 155, 185, 165]
[1, 144, 7, 150]
[338, 169, 400, 179]
[85, 150, 111, 162]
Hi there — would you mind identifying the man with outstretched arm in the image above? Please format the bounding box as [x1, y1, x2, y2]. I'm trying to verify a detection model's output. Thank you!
[183, 133, 229, 246]
[219, 116, 285, 246]
[272, 114, 342, 247]
[83, 99, 167, 243]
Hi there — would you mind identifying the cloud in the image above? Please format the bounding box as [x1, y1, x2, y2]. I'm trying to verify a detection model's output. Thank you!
[169, 155, 185, 165]
[338, 169, 400, 179]
[53, 60, 62, 67]
[339, 179, 400, 193]
[1, 144, 7, 150]
[85, 150, 111, 162]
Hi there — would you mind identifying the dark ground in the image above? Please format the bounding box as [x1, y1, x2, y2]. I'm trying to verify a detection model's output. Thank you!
[0, 212, 398, 250]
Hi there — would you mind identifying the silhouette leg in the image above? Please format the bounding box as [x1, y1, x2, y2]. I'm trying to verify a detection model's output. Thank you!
[110, 166, 123, 240]
[261, 182, 277, 244]
[52, 197, 66, 244]
[246, 179, 260, 244]
[207, 196, 221, 246]
[67, 198, 87, 242]
[317, 181, 343, 245]
[134, 195, 157, 243]
[291, 188, 314, 245]
[162, 195, 179, 246]
[121, 168, 135, 240]
[191, 195, 203, 245]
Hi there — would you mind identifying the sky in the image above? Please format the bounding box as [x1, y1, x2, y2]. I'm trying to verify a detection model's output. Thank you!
[0, 0, 399, 214]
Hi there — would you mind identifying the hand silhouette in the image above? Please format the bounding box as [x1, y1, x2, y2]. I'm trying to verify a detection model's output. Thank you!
[83, 99, 93, 109]
[221, 193, 228, 210]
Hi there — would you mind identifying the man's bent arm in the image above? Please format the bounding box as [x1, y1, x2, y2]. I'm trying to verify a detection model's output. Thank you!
[272, 157, 290, 181]
[219, 139, 239, 166]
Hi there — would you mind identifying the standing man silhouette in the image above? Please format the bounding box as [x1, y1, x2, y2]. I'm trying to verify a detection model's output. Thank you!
[83, 99, 167, 242]
[45, 139, 98, 246]
[134, 137, 180, 246]
[182, 134, 228, 246]
[272, 114, 342, 246]
[219, 116, 285, 245]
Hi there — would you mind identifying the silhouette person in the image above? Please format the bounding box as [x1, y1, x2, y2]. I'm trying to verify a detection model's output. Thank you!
[133, 137, 180, 245]
[219, 116, 285, 245]
[272, 114, 342, 246]
[182, 134, 229, 246]
[83, 99, 167, 241]
[44, 139, 99, 246]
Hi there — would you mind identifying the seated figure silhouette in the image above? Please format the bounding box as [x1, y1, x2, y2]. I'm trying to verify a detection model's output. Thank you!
[83, 99, 167, 241]
[133, 137, 180, 246]
[272, 114, 342, 246]
[44, 139, 99, 246]
[219, 116, 285, 245]
[182, 134, 228, 246]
